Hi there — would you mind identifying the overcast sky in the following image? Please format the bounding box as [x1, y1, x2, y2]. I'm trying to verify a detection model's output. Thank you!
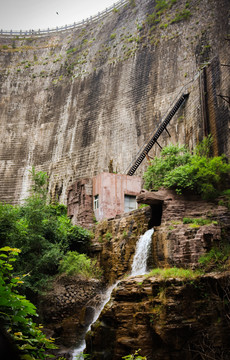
[0, 0, 118, 31]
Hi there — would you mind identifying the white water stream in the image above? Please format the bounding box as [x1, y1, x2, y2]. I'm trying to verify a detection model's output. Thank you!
[131, 228, 154, 276]
[71, 228, 154, 359]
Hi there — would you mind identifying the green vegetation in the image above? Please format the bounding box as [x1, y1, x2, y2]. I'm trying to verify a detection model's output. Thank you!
[105, 232, 113, 241]
[171, 9, 191, 23]
[183, 217, 217, 226]
[66, 47, 77, 54]
[123, 349, 146, 360]
[110, 33, 116, 40]
[138, 204, 149, 209]
[129, 0, 136, 8]
[145, 0, 191, 36]
[146, 267, 202, 279]
[0, 246, 56, 359]
[59, 251, 103, 278]
[143, 137, 230, 199]
[0, 167, 93, 294]
[218, 189, 230, 209]
[199, 244, 230, 272]
[0, 168, 102, 358]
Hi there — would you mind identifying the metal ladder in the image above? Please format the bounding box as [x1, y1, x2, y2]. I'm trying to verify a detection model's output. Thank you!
[127, 93, 189, 176]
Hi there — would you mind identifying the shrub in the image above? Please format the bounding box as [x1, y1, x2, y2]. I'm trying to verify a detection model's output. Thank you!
[0, 247, 56, 359]
[143, 138, 230, 199]
[143, 144, 191, 191]
[171, 9, 191, 23]
[59, 251, 103, 279]
[0, 168, 92, 294]
[129, 0, 136, 7]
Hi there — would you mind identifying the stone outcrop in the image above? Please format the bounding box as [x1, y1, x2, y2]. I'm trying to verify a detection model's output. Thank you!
[40, 195, 229, 357]
[136, 190, 164, 205]
[150, 190, 230, 268]
[85, 272, 230, 359]
[39, 275, 104, 352]
[91, 191, 230, 283]
[91, 206, 152, 284]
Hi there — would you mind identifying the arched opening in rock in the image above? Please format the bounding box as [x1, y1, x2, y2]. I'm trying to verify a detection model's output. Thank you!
[149, 203, 163, 227]
[136, 190, 164, 228]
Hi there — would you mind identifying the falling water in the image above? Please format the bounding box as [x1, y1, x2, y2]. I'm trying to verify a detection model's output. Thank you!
[131, 228, 154, 276]
[71, 282, 118, 359]
[71, 228, 154, 359]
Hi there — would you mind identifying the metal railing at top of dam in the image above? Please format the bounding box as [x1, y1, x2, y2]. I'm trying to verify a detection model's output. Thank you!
[0, 0, 128, 37]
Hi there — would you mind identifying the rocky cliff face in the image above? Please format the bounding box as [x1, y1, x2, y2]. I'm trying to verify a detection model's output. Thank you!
[40, 196, 229, 358]
[85, 272, 230, 359]
[82, 193, 230, 359]
[91, 206, 152, 284]
[39, 274, 105, 355]
[92, 191, 230, 283]
[0, 0, 229, 204]
[150, 190, 230, 269]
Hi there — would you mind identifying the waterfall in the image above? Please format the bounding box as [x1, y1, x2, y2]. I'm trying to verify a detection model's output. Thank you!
[131, 228, 154, 276]
[71, 228, 154, 359]
[72, 282, 118, 359]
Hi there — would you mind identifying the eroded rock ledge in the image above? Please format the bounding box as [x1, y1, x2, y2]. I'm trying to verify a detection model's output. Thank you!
[86, 272, 230, 360]
[39, 275, 105, 354]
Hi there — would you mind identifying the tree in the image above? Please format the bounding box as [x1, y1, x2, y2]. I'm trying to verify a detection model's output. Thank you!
[0, 168, 93, 294]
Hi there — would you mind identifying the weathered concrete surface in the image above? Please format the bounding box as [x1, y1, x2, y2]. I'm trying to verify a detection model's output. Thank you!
[0, 0, 229, 204]
[85, 272, 230, 359]
[67, 178, 94, 229]
[93, 173, 142, 221]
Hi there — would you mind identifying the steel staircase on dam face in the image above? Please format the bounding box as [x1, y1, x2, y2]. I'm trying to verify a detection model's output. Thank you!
[127, 93, 189, 176]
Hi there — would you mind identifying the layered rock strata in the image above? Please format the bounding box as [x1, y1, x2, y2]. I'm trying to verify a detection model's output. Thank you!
[85, 272, 230, 359]
[39, 275, 104, 352]
[92, 191, 230, 283]
[91, 206, 152, 284]
[150, 190, 230, 268]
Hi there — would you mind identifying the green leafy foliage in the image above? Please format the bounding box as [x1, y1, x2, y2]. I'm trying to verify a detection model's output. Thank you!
[122, 349, 147, 359]
[0, 169, 93, 294]
[29, 166, 48, 200]
[59, 251, 103, 279]
[198, 244, 230, 272]
[0, 247, 57, 359]
[143, 138, 230, 199]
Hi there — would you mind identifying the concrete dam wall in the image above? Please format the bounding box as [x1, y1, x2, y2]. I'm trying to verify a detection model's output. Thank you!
[0, 0, 229, 205]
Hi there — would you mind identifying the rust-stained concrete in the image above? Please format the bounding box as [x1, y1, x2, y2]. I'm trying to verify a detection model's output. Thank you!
[93, 172, 142, 221]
